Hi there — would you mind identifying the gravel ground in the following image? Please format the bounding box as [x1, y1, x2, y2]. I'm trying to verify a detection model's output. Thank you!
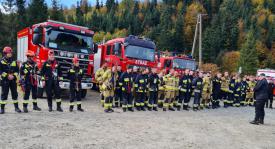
[0, 90, 275, 149]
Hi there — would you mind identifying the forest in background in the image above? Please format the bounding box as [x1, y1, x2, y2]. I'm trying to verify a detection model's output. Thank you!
[0, 0, 274, 74]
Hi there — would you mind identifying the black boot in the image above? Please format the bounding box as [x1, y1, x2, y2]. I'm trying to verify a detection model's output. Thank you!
[177, 106, 181, 111]
[128, 107, 134, 112]
[259, 118, 264, 125]
[123, 108, 127, 112]
[77, 104, 84, 112]
[0, 104, 5, 114]
[163, 108, 167, 111]
[169, 107, 175, 111]
[14, 103, 22, 113]
[23, 103, 28, 113]
[153, 107, 158, 111]
[69, 105, 74, 112]
[33, 103, 42, 111]
[250, 120, 259, 125]
[183, 105, 189, 111]
[56, 102, 63, 112]
[148, 107, 152, 111]
[49, 106, 53, 112]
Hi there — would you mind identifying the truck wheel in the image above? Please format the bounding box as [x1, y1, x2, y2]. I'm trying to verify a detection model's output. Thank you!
[81, 89, 87, 98]
[37, 87, 44, 98]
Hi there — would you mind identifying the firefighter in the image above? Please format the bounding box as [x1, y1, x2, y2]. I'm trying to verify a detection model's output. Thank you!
[102, 66, 118, 113]
[173, 71, 180, 108]
[221, 72, 230, 108]
[201, 72, 212, 109]
[135, 68, 148, 111]
[41, 50, 63, 112]
[192, 71, 203, 111]
[144, 68, 150, 107]
[228, 75, 236, 107]
[0, 47, 21, 114]
[179, 69, 192, 111]
[20, 51, 42, 113]
[68, 56, 84, 112]
[157, 70, 165, 108]
[148, 67, 159, 111]
[119, 66, 134, 112]
[132, 66, 139, 107]
[240, 76, 248, 106]
[233, 75, 241, 107]
[212, 73, 222, 109]
[95, 63, 108, 107]
[163, 69, 176, 111]
[114, 65, 122, 107]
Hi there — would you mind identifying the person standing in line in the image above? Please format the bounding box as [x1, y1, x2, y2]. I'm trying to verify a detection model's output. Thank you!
[250, 73, 269, 125]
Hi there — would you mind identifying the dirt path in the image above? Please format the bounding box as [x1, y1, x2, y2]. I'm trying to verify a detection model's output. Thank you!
[0, 90, 274, 149]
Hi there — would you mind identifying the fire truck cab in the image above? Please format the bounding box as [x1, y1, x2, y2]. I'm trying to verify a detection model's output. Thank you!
[17, 20, 97, 98]
[94, 35, 157, 74]
[157, 55, 197, 74]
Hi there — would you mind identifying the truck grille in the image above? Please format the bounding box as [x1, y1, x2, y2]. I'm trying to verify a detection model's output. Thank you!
[55, 57, 92, 83]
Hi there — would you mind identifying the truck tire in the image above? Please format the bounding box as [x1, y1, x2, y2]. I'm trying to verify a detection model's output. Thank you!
[37, 87, 44, 98]
[81, 89, 87, 99]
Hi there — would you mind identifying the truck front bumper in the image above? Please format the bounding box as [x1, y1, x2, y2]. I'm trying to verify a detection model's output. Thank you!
[59, 82, 93, 89]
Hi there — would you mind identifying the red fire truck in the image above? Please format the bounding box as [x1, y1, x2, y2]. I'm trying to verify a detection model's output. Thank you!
[157, 55, 197, 73]
[93, 35, 157, 74]
[17, 20, 98, 98]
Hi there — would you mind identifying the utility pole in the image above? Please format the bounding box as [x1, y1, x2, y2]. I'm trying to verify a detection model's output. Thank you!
[191, 13, 207, 69]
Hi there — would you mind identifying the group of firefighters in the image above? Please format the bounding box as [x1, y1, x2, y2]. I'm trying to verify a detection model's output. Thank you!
[0, 47, 84, 114]
[96, 63, 275, 113]
[1, 46, 274, 114]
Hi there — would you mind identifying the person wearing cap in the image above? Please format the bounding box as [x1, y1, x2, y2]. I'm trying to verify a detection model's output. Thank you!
[95, 62, 108, 107]
[179, 69, 192, 111]
[192, 71, 203, 111]
[102, 65, 118, 113]
[0, 46, 21, 114]
[119, 66, 134, 112]
[19, 50, 42, 113]
[68, 56, 84, 112]
[114, 65, 122, 108]
[147, 67, 159, 111]
[212, 72, 222, 109]
[40, 50, 63, 112]
[250, 73, 269, 125]
[163, 69, 176, 111]
[135, 68, 148, 111]
[201, 72, 212, 109]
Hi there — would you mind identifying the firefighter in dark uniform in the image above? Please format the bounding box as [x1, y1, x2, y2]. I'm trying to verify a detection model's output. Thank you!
[266, 77, 274, 108]
[119, 66, 134, 112]
[135, 68, 148, 111]
[179, 69, 192, 111]
[41, 50, 63, 112]
[212, 73, 222, 109]
[240, 76, 248, 106]
[68, 56, 84, 112]
[148, 67, 159, 111]
[233, 75, 241, 107]
[114, 65, 122, 107]
[0, 47, 21, 114]
[20, 51, 42, 113]
[192, 71, 203, 111]
[132, 66, 139, 107]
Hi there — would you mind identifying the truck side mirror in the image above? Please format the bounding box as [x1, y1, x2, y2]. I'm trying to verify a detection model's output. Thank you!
[93, 43, 98, 53]
[32, 26, 43, 46]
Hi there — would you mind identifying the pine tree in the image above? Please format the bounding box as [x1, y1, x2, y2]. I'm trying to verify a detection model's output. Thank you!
[28, 0, 48, 25]
[96, 0, 100, 9]
[50, 0, 65, 22]
[239, 29, 259, 75]
[16, 0, 27, 28]
[75, 1, 84, 25]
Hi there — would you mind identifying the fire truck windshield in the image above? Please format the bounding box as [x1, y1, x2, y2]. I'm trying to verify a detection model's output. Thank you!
[173, 58, 196, 70]
[125, 45, 155, 61]
[45, 30, 93, 54]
